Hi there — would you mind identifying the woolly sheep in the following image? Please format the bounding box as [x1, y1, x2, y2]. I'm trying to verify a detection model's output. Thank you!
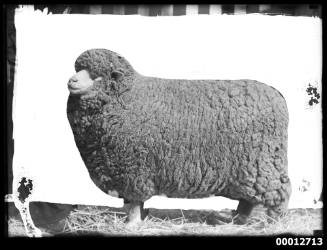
[67, 48, 291, 226]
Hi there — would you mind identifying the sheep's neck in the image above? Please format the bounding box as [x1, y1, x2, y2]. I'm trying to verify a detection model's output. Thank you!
[67, 92, 125, 159]
[68, 93, 105, 147]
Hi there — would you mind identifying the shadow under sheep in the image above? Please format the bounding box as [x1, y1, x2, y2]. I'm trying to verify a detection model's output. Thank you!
[76, 204, 270, 226]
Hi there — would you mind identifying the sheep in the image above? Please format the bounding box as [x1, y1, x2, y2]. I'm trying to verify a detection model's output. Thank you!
[67, 48, 291, 226]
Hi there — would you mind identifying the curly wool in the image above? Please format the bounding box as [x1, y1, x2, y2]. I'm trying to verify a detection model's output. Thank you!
[67, 49, 291, 212]
[74, 49, 135, 80]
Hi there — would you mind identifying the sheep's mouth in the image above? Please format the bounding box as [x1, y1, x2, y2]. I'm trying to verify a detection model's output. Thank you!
[68, 86, 91, 95]
[68, 85, 79, 90]
[68, 85, 81, 92]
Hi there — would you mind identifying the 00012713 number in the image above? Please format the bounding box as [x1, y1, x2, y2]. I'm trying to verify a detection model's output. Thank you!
[276, 237, 323, 246]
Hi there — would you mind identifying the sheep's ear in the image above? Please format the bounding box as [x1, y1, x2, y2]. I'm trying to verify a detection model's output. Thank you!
[111, 69, 124, 81]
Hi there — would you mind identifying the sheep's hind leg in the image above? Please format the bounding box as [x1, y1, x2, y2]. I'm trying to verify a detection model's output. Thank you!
[124, 199, 148, 228]
[232, 199, 254, 225]
[266, 180, 291, 222]
[266, 197, 290, 223]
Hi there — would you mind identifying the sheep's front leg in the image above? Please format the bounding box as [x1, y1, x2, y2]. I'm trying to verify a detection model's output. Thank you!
[232, 199, 254, 225]
[124, 200, 148, 228]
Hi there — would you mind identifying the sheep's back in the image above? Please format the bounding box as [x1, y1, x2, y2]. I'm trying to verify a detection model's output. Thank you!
[112, 77, 288, 198]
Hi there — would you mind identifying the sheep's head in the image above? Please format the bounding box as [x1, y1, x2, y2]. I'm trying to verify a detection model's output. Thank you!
[67, 48, 133, 96]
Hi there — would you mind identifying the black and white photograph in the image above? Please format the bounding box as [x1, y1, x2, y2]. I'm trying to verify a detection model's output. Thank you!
[5, 4, 323, 239]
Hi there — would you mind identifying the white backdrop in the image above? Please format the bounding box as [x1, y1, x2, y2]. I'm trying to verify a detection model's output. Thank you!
[12, 6, 322, 210]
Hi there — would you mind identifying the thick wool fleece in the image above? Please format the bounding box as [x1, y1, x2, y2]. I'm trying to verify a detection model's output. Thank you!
[67, 49, 291, 215]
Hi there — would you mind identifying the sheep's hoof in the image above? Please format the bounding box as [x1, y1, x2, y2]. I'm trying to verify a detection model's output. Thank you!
[124, 200, 145, 229]
[266, 211, 282, 224]
[266, 205, 288, 223]
[125, 220, 142, 230]
[232, 214, 249, 225]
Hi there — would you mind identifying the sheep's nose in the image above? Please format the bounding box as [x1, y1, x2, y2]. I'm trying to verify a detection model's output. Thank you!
[68, 77, 78, 88]
[69, 76, 78, 83]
